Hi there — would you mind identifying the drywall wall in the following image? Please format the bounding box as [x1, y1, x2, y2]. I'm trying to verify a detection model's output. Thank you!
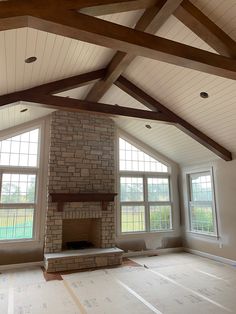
[0, 246, 43, 265]
[181, 159, 236, 261]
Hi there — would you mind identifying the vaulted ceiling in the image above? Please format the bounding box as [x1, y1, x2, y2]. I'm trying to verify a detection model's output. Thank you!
[0, 0, 236, 166]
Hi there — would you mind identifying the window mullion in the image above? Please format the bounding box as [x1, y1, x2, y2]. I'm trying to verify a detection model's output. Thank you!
[0, 172, 2, 203]
[0, 167, 38, 174]
[0, 203, 35, 209]
[143, 175, 149, 232]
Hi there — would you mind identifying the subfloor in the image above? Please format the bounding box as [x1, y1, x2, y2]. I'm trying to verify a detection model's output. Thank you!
[1, 252, 236, 313]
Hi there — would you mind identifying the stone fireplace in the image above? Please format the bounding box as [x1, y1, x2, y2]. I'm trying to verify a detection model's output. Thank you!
[44, 111, 123, 272]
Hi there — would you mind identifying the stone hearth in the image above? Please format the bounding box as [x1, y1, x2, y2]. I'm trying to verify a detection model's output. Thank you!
[44, 248, 123, 272]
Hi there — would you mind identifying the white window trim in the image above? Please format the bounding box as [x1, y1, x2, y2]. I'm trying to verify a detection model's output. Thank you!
[119, 173, 173, 235]
[0, 117, 50, 247]
[116, 130, 175, 236]
[186, 168, 219, 238]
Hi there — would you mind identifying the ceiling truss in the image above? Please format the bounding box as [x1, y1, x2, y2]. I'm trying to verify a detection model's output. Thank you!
[0, 0, 234, 161]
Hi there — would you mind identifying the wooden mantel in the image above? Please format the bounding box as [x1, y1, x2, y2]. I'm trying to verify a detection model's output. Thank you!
[50, 193, 117, 212]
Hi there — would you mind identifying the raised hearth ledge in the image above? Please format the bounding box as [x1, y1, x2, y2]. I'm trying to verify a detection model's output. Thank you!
[44, 247, 124, 272]
[45, 247, 123, 259]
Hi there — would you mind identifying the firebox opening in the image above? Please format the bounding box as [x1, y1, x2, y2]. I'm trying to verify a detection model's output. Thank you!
[66, 240, 94, 250]
[62, 218, 101, 250]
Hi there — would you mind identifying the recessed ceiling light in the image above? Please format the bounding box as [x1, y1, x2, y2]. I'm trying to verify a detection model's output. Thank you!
[200, 91, 209, 98]
[25, 56, 37, 64]
[20, 108, 28, 113]
[145, 124, 152, 129]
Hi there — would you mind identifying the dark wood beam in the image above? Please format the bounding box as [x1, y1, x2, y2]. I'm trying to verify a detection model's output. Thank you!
[0, 0, 29, 19]
[134, 0, 183, 33]
[20, 94, 173, 123]
[28, 11, 236, 80]
[0, 1, 236, 80]
[27, 68, 106, 95]
[86, 0, 183, 102]
[0, 16, 28, 31]
[0, 92, 23, 107]
[174, 0, 236, 58]
[115, 76, 232, 161]
[77, 0, 157, 15]
[0, 0, 30, 32]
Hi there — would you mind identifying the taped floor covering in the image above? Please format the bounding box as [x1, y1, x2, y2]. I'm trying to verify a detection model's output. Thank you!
[1, 253, 236, 313]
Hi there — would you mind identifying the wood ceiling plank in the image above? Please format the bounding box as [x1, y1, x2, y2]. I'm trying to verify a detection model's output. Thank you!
[115, 76, 232, 161]
[29, 30, 48, 87]
[86, 0, 183, 102]
[27, 11, 236, 80]
[0, 32, 8, 95]
[174, 0, 236, 58]
[23, 28, 39, 89]
[4, 30, 17, 94]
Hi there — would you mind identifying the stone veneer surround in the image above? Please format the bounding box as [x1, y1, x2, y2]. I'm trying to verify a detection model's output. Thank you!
[44, 111, 116, 254]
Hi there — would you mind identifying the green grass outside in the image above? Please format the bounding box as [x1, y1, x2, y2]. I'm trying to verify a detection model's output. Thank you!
[121, 206, 214, 233]
[0, 211, 33, 240]
[121, 208, 171, 232]
[191, 206, 214, 233]
[0, 207, 214, 239]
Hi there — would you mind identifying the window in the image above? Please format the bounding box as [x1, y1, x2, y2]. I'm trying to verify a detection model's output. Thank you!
[119, 138, 172, 233]
[0, 128, 40, 241]
[188, 171, 217, 236]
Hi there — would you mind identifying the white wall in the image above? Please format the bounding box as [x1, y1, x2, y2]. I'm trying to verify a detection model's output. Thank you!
[181, 159, 236, 261]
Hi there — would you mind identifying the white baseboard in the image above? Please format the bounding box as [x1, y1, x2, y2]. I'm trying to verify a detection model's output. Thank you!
[0, 261, 44, 271]
[184, 248, 236, 266]
[123, 247, 184, 258]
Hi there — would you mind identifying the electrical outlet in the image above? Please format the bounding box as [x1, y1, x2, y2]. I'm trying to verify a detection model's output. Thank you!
[219, 243, 223, 249]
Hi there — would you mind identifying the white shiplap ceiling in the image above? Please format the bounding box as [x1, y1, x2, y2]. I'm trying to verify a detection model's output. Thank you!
[0, 102, 54, 132]
[192, 0, 236, 42]
[0, 1, 236, 165]
[113, 117, 217, 165]
[0, 28, 114, 95]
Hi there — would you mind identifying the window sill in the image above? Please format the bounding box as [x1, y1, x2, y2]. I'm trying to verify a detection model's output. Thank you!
[117, 229, 175, 237]
[185, 231, 219, 241]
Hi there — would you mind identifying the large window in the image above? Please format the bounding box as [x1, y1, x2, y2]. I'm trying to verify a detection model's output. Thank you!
[0, 128, 40, 241]
[119, 138, 172, 233]
[188, 171, 217, 236]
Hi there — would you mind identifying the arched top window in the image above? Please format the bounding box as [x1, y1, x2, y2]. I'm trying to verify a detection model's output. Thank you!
[118, 137, 172, 234]
[119, 138, 168, 173]
[0, 129, 39, 168]
[0, 127, 42, 241]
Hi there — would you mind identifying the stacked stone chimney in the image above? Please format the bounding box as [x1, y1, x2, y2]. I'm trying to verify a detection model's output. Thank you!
[44, 111, 116, 253]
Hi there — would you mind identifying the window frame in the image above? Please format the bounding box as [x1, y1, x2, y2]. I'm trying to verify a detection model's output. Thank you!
[0, 118, 49, 245]
[117, 135, 173, 235]
[187, 169, 219, 237]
